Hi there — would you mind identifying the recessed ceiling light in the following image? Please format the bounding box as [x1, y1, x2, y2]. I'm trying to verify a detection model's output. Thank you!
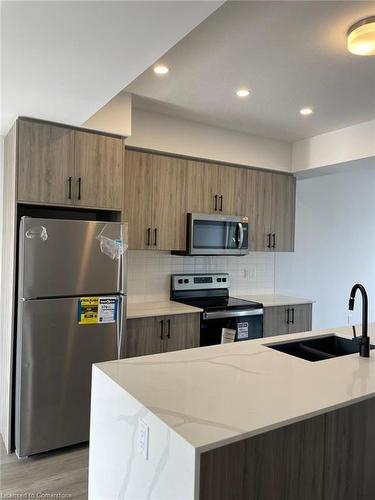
[347, 16, 375, 56]
[300, 107, 313, 116]
[236, 89, 250, 97]
[153, 65, 169, 75]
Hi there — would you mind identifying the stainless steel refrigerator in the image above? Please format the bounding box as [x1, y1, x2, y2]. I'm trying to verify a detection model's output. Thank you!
[15, 217, 127, 458]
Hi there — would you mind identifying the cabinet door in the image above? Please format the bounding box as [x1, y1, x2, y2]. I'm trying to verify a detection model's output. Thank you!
[271, 174, 296, 252]
[125, 317, 163, 358]
[164, 313, 200, 353]
[263, 306, 289, 337]
[186, 160, 219, 214]
[74, 131, 123, 209]
[123, 150, 153, 250]
[216, 165, 247, 216]
[18, 120, 75, 204]
[247, 170, 273, 251]
[288, 304, 312, 334]
[151, 154, 188, 251]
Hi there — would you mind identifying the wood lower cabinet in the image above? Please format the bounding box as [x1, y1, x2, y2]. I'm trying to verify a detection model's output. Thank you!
[263, 303, 312, 337]
[164, 313, 200, 353]
[17, 118, 124, 210]
[199, 397, 375, 500]
[74, 131, 123, 209]
[18, 120, 75, 205]
[125, 313, 200, 358]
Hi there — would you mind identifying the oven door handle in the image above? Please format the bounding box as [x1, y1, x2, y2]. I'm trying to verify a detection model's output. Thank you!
[203, 308, 263, 320]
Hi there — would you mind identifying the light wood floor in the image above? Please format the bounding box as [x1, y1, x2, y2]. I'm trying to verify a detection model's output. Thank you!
[0, 437, 88, 499]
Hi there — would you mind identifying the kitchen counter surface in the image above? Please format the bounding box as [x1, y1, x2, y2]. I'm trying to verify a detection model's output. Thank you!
[127, 300, 202, 319]
[127, 294, 312, 319]
[97, 323, 375, 452]
[235, 293, 314, 307]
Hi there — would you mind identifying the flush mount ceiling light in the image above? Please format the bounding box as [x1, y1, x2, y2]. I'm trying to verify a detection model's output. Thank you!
[347, 16, 375, 55]
[236, 89, 250, 97]
[300, 107, 313, 116]
[153, 65, 169, 75]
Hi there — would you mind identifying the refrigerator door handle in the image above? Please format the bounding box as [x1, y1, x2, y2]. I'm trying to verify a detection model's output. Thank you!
[118, 295, 127, 359]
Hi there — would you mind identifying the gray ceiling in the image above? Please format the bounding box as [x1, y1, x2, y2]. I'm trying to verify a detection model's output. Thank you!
[127, 1, 375, 142]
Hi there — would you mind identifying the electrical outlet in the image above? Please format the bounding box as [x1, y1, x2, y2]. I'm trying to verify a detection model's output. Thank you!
[137, 419, 149, 460]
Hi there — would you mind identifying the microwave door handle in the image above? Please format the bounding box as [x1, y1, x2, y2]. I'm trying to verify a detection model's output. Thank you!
[238, 222, 244, 248]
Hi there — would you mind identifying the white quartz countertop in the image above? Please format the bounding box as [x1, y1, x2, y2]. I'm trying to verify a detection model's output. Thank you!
[127, 294, 313, 319]
[127, 300, 202, 319]
[97, 323, 375, 452]
[235, 294, 314, 307]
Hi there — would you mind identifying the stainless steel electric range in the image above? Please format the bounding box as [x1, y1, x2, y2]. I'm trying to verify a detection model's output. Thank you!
[170, 273, 263, 346]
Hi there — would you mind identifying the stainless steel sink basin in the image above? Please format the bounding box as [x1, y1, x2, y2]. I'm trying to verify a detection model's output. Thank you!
[266, 334, 375, 362]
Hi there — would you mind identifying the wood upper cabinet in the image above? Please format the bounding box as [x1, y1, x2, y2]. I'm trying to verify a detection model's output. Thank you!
[271, 173, 296, 252]
[74, 131, 123, 210]
[123, 150, 153, 249]
[18, 120, 75, 205]
[246, 169, 295, 252]
[17, 118, 124, 210]
[151, 154, 187, 251]
[263, 303, 312, 337]
[186, 160, 218, 213]
[247, 169, 273, 251]
[216, 164, 247, 216]
[125, 313, 200, 358]
[186, 161, 247, 216]
[124, 149, 187, 251]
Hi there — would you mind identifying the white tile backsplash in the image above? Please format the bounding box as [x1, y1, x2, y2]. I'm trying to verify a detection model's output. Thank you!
[127, 251, 275, 302]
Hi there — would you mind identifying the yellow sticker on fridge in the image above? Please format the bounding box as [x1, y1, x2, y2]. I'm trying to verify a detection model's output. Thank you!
[78, 297, 99, 324]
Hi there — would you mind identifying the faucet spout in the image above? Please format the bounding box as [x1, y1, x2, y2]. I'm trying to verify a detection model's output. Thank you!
[348, 283, 370, 357]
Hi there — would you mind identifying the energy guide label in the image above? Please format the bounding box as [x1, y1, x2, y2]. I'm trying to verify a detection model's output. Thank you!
[78, 296, 118, 325]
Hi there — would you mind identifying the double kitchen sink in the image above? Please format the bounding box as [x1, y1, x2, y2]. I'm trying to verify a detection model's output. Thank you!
[267, 334, 374, 362]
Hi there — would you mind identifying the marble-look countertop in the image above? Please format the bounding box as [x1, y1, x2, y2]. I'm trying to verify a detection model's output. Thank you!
[97, 323, 375, 452]
[127, 300, 202, 319]
[127, 294, 313, 319]
[235, 294, 314, 307]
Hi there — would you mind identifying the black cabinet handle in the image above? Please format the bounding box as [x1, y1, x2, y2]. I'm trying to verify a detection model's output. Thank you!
[146, 228, 151, 246]
[214, 194, 218, 211]
[267, 233, 271, 249]
[272, 233, 276, 249]
[160, 320, 164, 340]
[219, 195, 223, 212]
[291, 308, 295, 324]
[77, 177, 81, 200]
[167, 319, 171, 339]
[153, 228, 157, 246]
[68, 177, 72, 200]
[286, 308, 290, 324]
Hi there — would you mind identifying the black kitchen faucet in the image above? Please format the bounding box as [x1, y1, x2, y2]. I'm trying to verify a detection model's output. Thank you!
[348, 283, 370, 357]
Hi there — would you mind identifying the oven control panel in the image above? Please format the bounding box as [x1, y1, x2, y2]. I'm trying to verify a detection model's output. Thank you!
[171, 273, 230, 291]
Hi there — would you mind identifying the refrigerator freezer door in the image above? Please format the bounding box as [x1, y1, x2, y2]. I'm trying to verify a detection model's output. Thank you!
[15, 297, 121, 457]
[19, 217, 127, 298]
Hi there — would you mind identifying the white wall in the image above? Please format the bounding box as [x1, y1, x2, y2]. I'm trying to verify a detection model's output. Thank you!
[127, 108, 292, 172]
[292, 120, 375, 173]
[83, 92, 132, 136]
[275, 164, 375, 329]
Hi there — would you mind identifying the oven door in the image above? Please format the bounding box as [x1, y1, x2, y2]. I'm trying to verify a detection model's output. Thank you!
[200, 308, 263, 346]
[188, 213, 249, 255]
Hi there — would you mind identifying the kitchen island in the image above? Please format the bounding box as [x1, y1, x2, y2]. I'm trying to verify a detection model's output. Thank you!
[89, 324, 375, 500]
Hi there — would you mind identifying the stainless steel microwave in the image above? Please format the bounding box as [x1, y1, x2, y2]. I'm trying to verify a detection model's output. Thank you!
[173, 213, 249, 256]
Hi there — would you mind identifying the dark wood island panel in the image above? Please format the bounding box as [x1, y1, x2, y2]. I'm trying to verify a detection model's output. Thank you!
[199, 397, 375, 500]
